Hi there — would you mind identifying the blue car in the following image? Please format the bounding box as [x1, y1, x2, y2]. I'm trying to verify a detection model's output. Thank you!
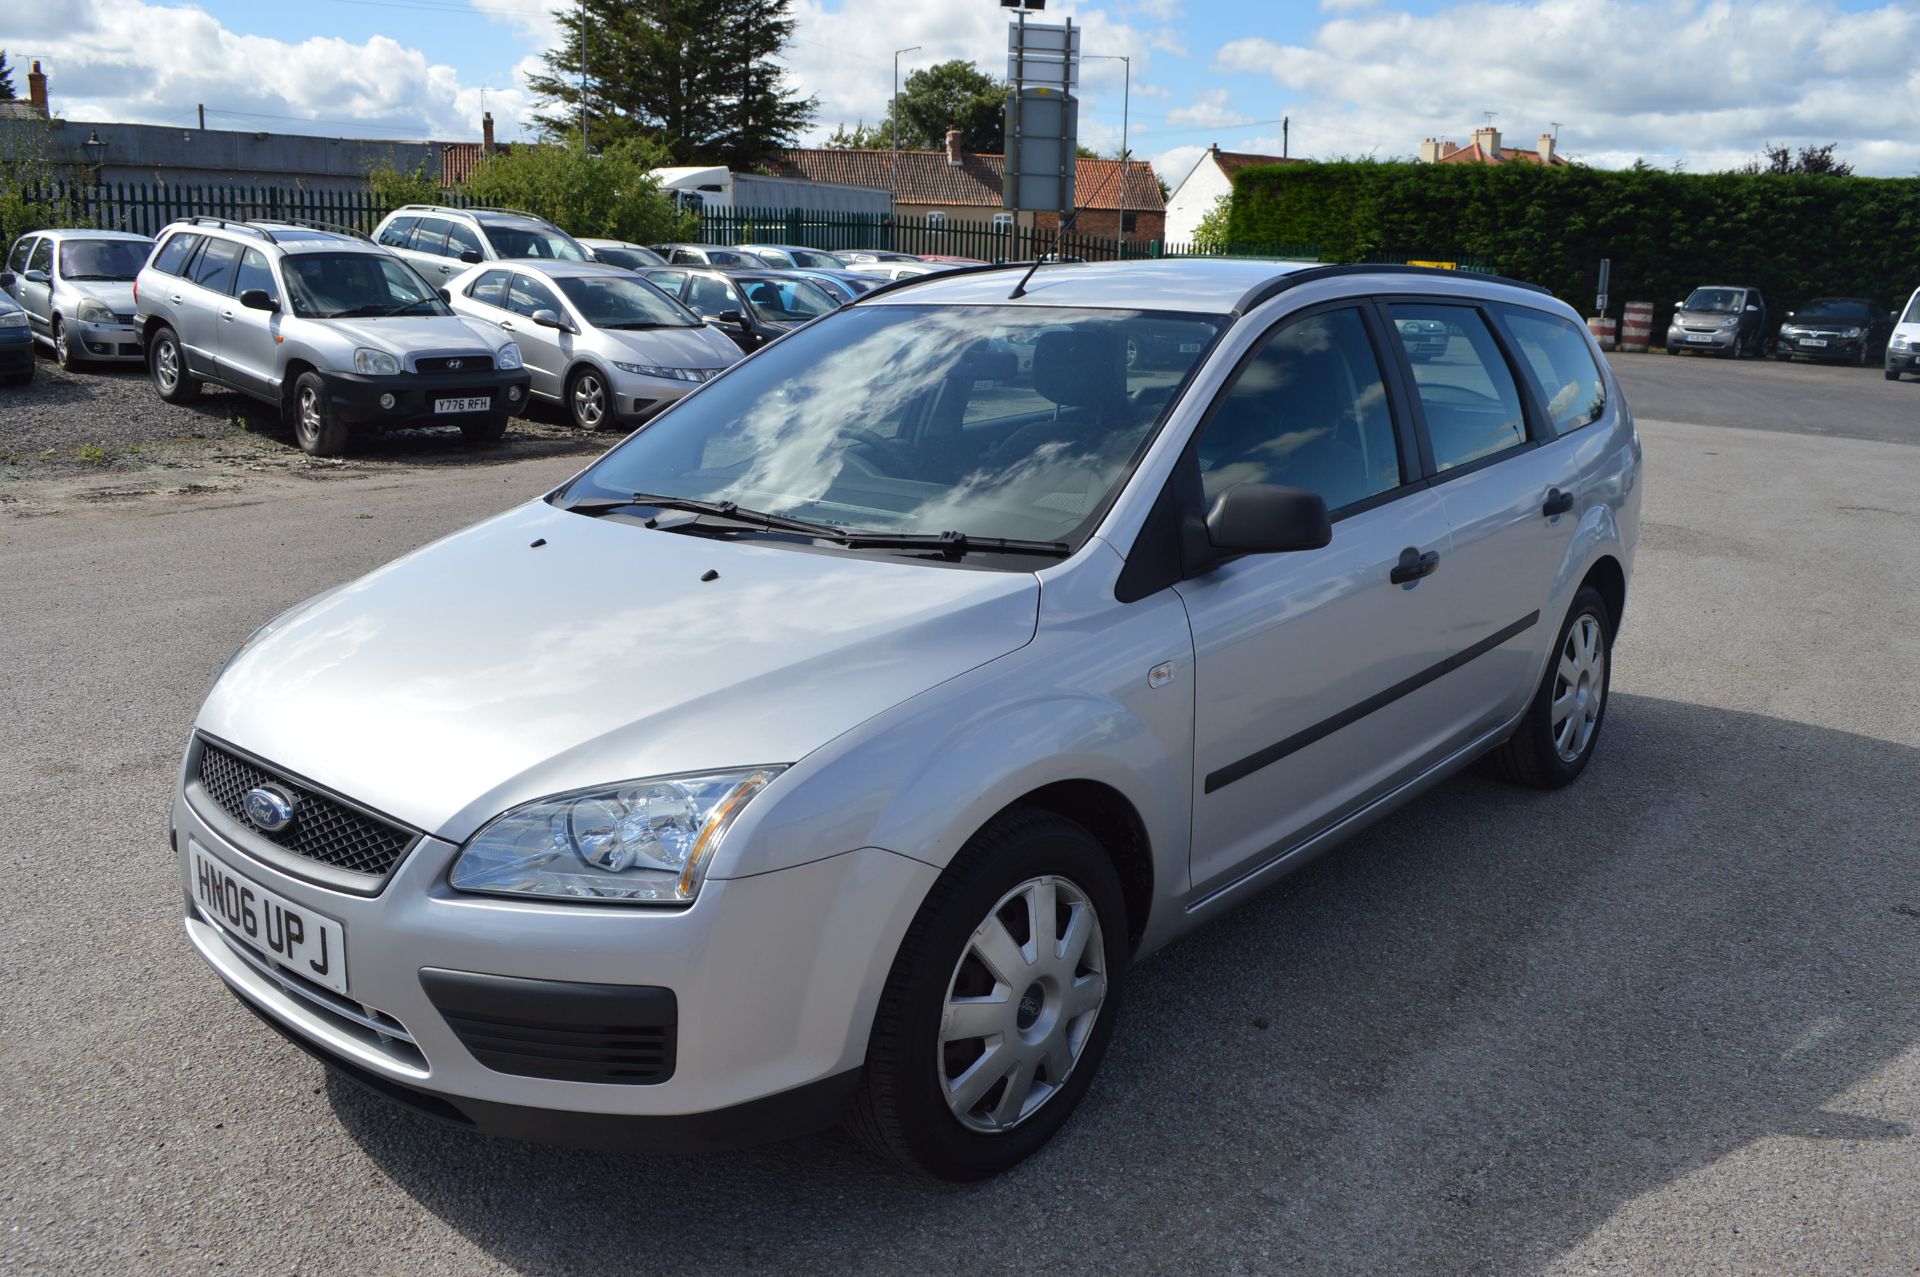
[0, 289, 33, 385]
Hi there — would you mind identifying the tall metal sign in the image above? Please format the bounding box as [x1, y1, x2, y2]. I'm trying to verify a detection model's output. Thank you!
[1004, 13, 1080, 226]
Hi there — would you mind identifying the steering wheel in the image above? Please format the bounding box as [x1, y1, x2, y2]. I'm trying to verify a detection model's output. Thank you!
[836, 427, 895, 452]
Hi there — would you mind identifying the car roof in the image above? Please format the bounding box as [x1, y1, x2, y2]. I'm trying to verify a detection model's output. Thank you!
[32, 228, 153, 242]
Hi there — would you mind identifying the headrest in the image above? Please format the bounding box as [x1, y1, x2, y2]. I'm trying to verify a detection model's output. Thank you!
[1032, 330, 1126, 412]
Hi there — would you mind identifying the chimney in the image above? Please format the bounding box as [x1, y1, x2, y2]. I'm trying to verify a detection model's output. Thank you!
[945, 126, 962, 167]
[1418, 137, 1444, 164]
[1473, 125, 1501, 158]
[28, 60, 48, 114]
[482, 112, 495, 154]
[1537, 131, 1555, 165]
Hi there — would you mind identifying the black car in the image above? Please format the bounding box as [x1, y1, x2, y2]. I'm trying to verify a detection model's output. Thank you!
[1666, 284, 1768, 357]
[1774, 297, 1895, 366]
[639, 267, 839, 352]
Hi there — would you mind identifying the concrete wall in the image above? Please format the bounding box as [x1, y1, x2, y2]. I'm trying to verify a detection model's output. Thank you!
[0, 117, 445, 193]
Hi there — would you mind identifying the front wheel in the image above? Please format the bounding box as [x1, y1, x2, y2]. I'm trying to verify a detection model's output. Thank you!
[567, 366, 609, 430]
[149, 326, 199, 402]
[849, 808, 1127, 1181]
[1886, 367, 1902, 382]
[1487, 586, 1613, 789]
[290, 372, 350, 456]
[54, 318, 82, 370]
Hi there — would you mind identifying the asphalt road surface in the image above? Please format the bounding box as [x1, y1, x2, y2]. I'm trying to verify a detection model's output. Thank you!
[3, 354, 1917, 1275]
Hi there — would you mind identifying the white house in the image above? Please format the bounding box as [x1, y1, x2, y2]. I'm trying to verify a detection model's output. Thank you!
[1164, 144, 1306, 244]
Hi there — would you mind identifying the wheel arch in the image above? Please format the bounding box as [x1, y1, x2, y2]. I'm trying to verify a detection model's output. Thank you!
[982, 780, 1154, 953]
[1580, 554, 1627, 636]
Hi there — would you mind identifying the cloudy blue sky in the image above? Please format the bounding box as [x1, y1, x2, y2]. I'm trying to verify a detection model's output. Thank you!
[7, 0, 1919, 188]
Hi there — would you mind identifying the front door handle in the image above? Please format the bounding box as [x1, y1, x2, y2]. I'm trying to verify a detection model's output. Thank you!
[1390, 546, 1440, 584]
[220, 310, 234, 322]
[498, 320, 515, 330]
[1542, 488, 1575, 517]
[170, 293, 184, 304]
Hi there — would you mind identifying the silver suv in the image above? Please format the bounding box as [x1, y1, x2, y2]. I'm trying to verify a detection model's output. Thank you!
[172, 260, 1639, 1179]
[135, 218, 532, 455]
[1, 228, 153, 369]
[371, 204, 589, 284]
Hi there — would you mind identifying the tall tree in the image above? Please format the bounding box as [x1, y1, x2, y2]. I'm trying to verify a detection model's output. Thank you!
[827, 60, 1005, 153]
[527, 0, 814, 170]
[0, 50, 15, 101]
[1738, 142, 1854, 176]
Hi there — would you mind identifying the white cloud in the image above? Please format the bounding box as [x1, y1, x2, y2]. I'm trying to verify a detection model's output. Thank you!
[1318, 0, 1379, 11]
[10, 0, 534, 142]
[1211, 0, 1920, 174]
[1132, 0, 1185, 18]
[1167, 89, 1252, 129]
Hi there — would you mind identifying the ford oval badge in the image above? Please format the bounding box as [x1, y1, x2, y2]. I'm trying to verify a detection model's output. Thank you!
[243, 784, 298, 833]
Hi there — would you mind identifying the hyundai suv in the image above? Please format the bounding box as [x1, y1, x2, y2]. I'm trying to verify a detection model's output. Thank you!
[136, 218, 531, 455]
[371, 205, 589, 284]
[172, 260, 1638, 1180]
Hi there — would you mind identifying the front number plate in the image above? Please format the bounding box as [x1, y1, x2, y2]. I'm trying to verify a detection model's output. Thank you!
[191, 845, 348, 994]
[1801, 338, 1827, 348]
[434, 396, 491, 413]
[1686, 334, 1714, 343]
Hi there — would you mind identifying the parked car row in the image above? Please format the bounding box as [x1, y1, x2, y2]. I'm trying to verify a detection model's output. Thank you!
[1664, 282, 1919, 378]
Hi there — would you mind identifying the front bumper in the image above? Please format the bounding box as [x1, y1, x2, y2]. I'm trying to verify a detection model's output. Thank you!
[1668, 327, 1737, 351]
[609, 371, 715, 423]
[1777, 334, 1864, 360]
[316, 368, 534, 427]
[172, 787, 936, 1147]
[77, 318, 143, 362]
[1887, 346, 1919, 371]
[0, 333, 32, 373]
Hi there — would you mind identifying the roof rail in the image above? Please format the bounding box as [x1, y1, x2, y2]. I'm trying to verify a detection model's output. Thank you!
[269, 217, 371, 242]
[184, 215, 277, 244]
[465, 206, 550, 222]
[1231, 262, 1550, 315]
[849, 260, 1032, 304]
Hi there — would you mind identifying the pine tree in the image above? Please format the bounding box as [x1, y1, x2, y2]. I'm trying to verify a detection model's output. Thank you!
[526, 0, 814, 170]
[0, 50, 16, 101]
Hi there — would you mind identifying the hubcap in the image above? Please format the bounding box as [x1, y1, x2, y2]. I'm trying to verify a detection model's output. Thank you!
[1551, 613, 1606, 763]
[299, 388, 322, 436]
[55, 323, 67, 362]
[573, 375, 605, 428]
[155, 340, 177, 391]
[939, 874, 1106, 1134]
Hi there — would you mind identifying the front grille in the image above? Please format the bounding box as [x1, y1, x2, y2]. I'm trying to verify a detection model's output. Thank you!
[113, 311, 135, 324]
[421, 970, 678, 1085]
[415, 355, 494, 374]
[197, 740, 415, 879]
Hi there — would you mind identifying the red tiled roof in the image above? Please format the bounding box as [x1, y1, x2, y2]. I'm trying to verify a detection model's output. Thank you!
[766, 148, 1164, 212]
[440, 141, 506, 187]
[1434, 141, 1569, 166]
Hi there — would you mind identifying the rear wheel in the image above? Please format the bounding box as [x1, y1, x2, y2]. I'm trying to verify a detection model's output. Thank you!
[849, 808, 1126, 1181]
[290, 372, 350, 456]
[1487, 586, 1612, 789]
[148, 326, 199, 402]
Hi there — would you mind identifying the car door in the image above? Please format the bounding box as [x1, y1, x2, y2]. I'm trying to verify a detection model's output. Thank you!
[686, 273, 755, 350]
[502, 271, 570, 397]
[1382, 300, 1588, 738]
[19, 237, 54, 337]
[1176, 302, 1460, 893]
[2, 235, 34, 308]
[407, 217, 460, 282]
[177, 237, 244, 377]
[217, 247, 282, 398]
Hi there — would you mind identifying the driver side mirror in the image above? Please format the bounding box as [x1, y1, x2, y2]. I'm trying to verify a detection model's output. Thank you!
[24, 269, 48, 285]
[459, 249, 483, 265]
[710, 309, 745, 327]
[237, 288, 278, 312]
[1204, 484, 1332, 557]
[438, 288, 452, 303]
[1745, 304, 1759, 312]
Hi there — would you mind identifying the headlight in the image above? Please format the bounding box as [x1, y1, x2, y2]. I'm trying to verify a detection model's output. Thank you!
[1717, 316, 1739, 329]
[353, 347, 401, 376]
[1893, 335, 1910, 350]
[495, 341, 522, 370]
[76, 299, 116, 324]
[0, 310, 26, 329]
[612, 361, 705, 382]
[1842, 327, 1863, 339]
[450, 767, 785, 904]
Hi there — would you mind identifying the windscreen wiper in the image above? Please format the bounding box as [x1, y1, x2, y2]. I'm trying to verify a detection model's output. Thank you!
[837, 530, 1072, 559]
[557, 491, 851, 539]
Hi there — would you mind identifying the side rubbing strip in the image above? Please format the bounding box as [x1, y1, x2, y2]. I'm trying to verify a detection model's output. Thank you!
[1204, 610, 1541, 794]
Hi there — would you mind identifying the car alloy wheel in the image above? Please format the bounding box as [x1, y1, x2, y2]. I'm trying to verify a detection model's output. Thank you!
[298, 386, 324, 443]
[54, 319, 71, 367]
[571, 371, 606, 429]
[1551, 612, 1606, 763]
[154, 338, 178, 392]
[938, 873, 1107, 1133]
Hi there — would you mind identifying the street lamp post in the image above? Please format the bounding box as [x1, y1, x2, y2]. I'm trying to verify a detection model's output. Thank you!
[1083, 53, 1129, 255]
[892, 45, 921, 202]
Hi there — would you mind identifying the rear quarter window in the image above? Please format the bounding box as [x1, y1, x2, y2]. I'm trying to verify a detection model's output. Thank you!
[1498, 307, 1607, 433]
[150, 233, 201, 277]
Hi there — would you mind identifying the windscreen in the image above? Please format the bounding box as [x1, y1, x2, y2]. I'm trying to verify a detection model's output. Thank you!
[1683, 288, 1743, 313]
[789, 248, 846, 269]
[481, 222, 587, 260]
[592, 245, 665, 270]
[59, 239, 149, 280]
[281, 253, 451, 319]
[554, 274, 698, 328]
[735, 276, 837, 321]
[1906, 293, 1920, 323]
[563, 304, 1226, 549]
[1795, 298, 1870, 322]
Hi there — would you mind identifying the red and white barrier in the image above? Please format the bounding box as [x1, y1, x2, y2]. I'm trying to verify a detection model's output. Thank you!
[1620, 301, 1653, 352]
[1587, 316, 1618, 351]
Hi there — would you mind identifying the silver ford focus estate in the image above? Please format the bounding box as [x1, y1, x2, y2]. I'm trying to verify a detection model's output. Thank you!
[174, 258, 1640, 1180]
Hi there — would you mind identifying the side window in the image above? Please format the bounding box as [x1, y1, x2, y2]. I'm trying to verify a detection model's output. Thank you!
[7, 237, 34, 272]
[1194, 307, 1404, 512]
[926, 211, 948, 231]
[233, 249, 279, 303]
[992, 212, 1014, 233]
[188, 238, 244, 294]
[149, 232, 199, 276]
[1498, 307, 1606, 433]
[1387, 303, 1527, 471]
[506, 273, 563, 318]
[408, 218, 451, 256]
[445, 220, 483, 260]
[644, 270, 687, 297]
[670, 248, 701, 265]
[465, 268, 511, 308]
[686, 274, 740, 317]
[376, 216, 418, 248]
[27, 238, 53, 274]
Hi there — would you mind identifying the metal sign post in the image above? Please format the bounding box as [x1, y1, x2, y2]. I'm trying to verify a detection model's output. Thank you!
[1003, 13, 1080, 231]
[1596, 257, 1611, 315]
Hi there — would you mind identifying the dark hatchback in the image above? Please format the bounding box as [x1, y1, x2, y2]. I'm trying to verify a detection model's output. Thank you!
[1774, 297, 1895, 365]
[639, 267, 839, 352]
[0, 290, 32, 384]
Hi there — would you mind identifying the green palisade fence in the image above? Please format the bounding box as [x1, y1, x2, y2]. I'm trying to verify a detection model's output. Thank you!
[16, 180, 472, 238]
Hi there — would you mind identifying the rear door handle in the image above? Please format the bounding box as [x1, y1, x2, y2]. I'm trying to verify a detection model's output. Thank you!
[1543, 488, 1575, 517]
[170, 293, 184, 304]
[1390, 546, 1440, 584]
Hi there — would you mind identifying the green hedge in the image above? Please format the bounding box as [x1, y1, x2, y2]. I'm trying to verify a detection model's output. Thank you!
[1225, 161, 1920, 324]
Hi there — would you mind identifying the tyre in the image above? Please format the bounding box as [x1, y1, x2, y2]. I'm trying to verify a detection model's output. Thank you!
[148, 326, 199, 403]
[1773, 350, 1791, 362]
[1855, 343, 1869, 368]
[1886, 367, 1901, 382]
[290, 371, 350, 456]
[849, 807, 1127, 1181]
[53, 317, 82, 371]
[1486, 586, 1613, 790]
[459, 413, 508, 444]
[567, 366, 609, 430]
